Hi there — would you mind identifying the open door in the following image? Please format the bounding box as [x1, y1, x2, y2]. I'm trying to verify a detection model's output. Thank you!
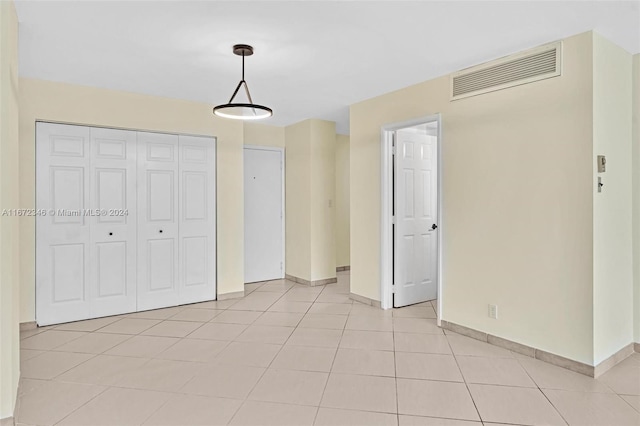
[393, 123, 438, 307]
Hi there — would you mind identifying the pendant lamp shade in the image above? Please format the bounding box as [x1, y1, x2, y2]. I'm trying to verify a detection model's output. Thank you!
[213, 44, 273, 120]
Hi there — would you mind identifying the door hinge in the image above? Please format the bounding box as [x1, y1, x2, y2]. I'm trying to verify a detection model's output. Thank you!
[280, 262, 283, 271]
[392, 145, 396, 155]
[391, 284, 396, 294]
[391, 215, 395, 224]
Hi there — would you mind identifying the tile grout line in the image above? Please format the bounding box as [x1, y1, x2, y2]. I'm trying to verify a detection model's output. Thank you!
[516, 360, 571, 426]
[511, 350, 620, 426]
[225, 278, 320, 425]
[311, 283, 351, 425]
[140, 317, 206, 355]
[443, 323, 484, 423]
[164, 285, 279, 426]
[393, 315, 400, 424]
[29, 277, 627, 425]
[310, 287, 344, 425]
[137, 391, 176, 426]
[617, 393, 640, 414]
[518, 353, 640, 425]
[19, 277, 339, 426]
[51, 384, 112, 426]
[43, 300, 236, 425]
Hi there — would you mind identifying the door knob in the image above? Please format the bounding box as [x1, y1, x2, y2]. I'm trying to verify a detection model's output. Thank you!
[159, 229, 163, 233]
[109, 232, 113, 236]
[431, 224, 438, 230]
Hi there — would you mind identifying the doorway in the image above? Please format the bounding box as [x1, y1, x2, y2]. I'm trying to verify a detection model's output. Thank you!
[380, 115, 442, 323]
[243, 145, 285, 283]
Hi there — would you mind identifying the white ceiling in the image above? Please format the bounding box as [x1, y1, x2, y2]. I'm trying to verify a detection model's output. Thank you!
[15, 1, 640, 134]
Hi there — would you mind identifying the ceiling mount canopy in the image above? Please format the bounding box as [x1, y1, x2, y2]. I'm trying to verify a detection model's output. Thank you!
[213, 44, 273, 120]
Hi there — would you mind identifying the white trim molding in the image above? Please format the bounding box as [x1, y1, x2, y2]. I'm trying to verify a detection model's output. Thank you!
[442, 320, 635, 378]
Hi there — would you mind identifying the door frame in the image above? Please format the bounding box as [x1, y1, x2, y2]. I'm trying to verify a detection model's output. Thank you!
[380, 114, 443, 326]
[243, 145, 286, 280]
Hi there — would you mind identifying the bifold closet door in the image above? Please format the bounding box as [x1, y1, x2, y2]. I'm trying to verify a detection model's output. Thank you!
[136, 132, 216, 310]
[36, 123, 137, 325]
[137, 131, 180, 311]
[37, 123, 217, 324]
[36, 123, 92, 325]
[89, 127, 137, 318]
[178, 135, 216, 305]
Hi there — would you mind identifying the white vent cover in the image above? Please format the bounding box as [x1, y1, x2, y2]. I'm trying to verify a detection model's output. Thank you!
[451, 42, 562, 100]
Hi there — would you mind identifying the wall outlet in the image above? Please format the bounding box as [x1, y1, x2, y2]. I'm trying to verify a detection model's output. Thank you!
[488, 304, 498, 319]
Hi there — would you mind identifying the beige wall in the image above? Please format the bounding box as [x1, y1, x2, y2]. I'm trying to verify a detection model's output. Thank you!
[633, 53, 640, 344]
[310, 120, 336, 280]
[19, 78, 245, 322]
[350, 32, 595, 364]
[285, 120, 312, 280]
[0, 0, 20, 419]
[592, 34, 634, 364]
[243, 122, 285, 148]
[284, 119, 337, 281]
[336, 134, 350, 267]
[246, 122, 343, 278]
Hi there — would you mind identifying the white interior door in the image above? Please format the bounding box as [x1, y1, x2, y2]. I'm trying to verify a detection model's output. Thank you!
[244, 147, 284, 283]
[36, 123, 92, 325]
[393, 127, 438, 307]
[178, 135, 216, 304]
[89, 127, 137, 317]
[137, 131, 180, 311]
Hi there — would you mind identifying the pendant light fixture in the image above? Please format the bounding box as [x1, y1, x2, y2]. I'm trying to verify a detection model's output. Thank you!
[213, 44, 273, 120]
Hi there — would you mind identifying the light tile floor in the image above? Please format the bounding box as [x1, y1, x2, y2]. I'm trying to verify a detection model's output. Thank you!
[16, 272, 640, 426]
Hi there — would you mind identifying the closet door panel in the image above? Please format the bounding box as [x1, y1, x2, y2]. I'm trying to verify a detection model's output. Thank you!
[178, 135, 216, 304]
[36, 123, 92, 326]
[89, 127, 137, 317]
[137, 131, 180, 311]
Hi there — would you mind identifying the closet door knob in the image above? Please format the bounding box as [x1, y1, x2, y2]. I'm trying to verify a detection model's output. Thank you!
[109, 232, 113, 236]
[159, 229, 163, 233]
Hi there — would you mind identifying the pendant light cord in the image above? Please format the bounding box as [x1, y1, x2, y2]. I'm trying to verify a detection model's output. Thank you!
[227, 51, 254, 105]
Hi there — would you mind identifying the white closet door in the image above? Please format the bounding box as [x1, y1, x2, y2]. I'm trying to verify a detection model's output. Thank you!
[137, 131, 180, 311]
[178, 135, 216, 304]
[89, 127, 137, 317]
[37, 124, 217, 324]
[36, 122, 92, 325]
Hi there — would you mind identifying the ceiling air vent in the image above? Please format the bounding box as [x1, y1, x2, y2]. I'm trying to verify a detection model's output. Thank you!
[451, 42, 562, 100]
